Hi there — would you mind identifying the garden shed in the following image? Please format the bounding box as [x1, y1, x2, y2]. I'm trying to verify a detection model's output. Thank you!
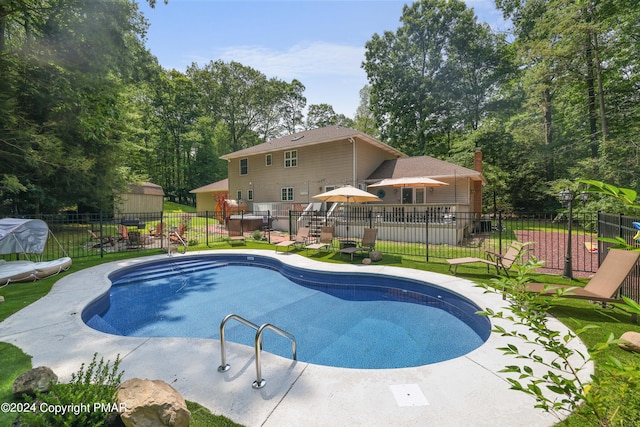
[115, 182, 164, 217]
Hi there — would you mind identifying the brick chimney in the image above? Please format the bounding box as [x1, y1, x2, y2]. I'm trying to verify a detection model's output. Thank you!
[474, 147, 482, 173]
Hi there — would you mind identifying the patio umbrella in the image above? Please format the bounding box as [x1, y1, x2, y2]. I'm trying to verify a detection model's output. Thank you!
[369, 177, 448, 262]
[368, 176, 448, 189]
[312, 185, 382, 203]
[368, 176, 448, 204]
[312, 185, 381, 239]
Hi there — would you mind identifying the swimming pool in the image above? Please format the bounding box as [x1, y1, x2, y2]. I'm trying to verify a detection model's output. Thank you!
[83, 254, 490, 369]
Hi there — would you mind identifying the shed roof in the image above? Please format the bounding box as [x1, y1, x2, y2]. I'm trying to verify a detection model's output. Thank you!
[126, 182, 165, 196]
[220, 126, 406, 160]
[367, 156, 484, 183]
[190, 178, 229, 194]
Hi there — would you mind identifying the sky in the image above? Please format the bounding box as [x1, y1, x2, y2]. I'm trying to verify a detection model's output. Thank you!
[137, 0, 509, 118]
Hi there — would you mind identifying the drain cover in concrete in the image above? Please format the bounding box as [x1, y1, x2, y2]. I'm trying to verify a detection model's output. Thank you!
[390, 384, 429, 407]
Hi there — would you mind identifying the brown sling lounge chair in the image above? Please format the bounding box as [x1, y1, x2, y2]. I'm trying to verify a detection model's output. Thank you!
[275, 227, 310, 253]
[305, 226, 335, 255]
[340, 228, 377, 261]
[525, 249, 640, 303]
[447, 241, 525, 277]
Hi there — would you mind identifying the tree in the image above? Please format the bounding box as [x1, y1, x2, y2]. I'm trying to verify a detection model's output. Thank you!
[279, 79, 307, 135]
[363, 0, 507, 156]
[306, 103, 353, 129]
[0, 0, 151, 213]
[189, 60, 295, 149]
[353, 86, 379, 138]
[145, 69, 200, 203]
[496, 0, 640, 190]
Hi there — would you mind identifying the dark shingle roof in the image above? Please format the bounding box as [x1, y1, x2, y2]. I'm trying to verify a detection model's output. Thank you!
[367, 156, 483, 182]
[190, 178, 228, 193]
[220, 126, 406, 159]
[127, 182, 165, 196]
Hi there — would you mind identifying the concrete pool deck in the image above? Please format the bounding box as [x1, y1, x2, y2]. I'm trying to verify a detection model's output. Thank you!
[0, 250, 591, 426]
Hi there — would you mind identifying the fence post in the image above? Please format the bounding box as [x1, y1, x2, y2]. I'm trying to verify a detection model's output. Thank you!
[205, 210, 210, 247]
[498, 210, 503, 254]
[597, 211, 602, 265]
[618, 213, 624, 239]
[267, 210, 271, 244]
[160, 211, 165, 252]
[99, 212, 105, 258]
[425, 209, 429, 262]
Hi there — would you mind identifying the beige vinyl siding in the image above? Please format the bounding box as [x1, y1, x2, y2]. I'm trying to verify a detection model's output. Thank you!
[228, 139, 359, 203]
[115, 193, 163, 216]
[354, 140, 397, 184]
[194, 193, 217, 212]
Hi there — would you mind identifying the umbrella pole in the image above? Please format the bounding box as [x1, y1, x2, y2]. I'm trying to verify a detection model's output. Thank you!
[425, 214, 429, 262]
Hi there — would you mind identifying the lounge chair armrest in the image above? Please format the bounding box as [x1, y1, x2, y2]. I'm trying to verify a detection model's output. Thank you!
[485, 251, 503, 260]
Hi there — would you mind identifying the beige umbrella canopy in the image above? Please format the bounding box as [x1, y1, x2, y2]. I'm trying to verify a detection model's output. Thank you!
[368, 177, 448, 188]
[312, 185, 382, 203]
[313, 185, 381, 239]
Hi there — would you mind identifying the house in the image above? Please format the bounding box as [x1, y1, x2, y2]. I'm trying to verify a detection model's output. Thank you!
[217, 127, 485, 242]
[115, 182, 164, 218]
[219, 126, 406, 209]
[219, 126, 483, 211]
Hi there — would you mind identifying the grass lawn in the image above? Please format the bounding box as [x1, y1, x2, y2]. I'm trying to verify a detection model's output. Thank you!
[1, 240, 639, 426]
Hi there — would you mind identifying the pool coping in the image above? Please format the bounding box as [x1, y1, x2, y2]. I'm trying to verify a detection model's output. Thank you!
[0, 249, 592, 426]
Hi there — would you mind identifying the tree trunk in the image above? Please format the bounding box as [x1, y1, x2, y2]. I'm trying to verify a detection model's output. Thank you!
[593, 33, 608, 144]
[585, 30, 599, 158]
[542, 88, 555, 181]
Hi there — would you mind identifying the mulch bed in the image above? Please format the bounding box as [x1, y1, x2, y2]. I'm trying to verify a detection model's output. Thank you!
[515, 230, 599, 278]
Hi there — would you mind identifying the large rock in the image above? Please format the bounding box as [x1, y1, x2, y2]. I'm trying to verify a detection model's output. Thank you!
[116, 378, 190, 427]
[619, 331, 640, 353]
[12, 366, 58, 397]
[370, 251, 383, 262]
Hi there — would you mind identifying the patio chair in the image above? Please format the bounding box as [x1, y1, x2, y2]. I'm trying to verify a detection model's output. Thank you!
[149, 222, 166, 237]
[275, 227, 310, 253]
[525, 249, 640, 322]
[305, 226, 335, 255]
[447, 241, 525, 277]
[87, 229, 114, 248]
[340, 228, 378, 261]
[127, 231, 143, 249]
[117, 224, 128, 242]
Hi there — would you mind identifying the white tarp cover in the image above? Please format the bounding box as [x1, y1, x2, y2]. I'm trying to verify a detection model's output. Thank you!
[0, 218, 49, 254]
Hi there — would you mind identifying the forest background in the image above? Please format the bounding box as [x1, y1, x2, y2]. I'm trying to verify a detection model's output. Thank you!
[1, 0, 639, 216]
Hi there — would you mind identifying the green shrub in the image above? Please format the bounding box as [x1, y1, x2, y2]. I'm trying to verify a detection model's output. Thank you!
[19, 353, 123, 427]
[252, 230, 263, 241]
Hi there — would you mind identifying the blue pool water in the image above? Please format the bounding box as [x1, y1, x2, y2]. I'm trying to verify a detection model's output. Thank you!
[83, 254, 490, 369]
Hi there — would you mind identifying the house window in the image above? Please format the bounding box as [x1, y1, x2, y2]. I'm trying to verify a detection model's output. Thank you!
[284, 150, 297, 168]
[415, 188, 425, 204]
[237, 190, 242, 200]
[239, 158, 248, 175]
[265, 154, 272, 166]
[248, 189, 254, 201]
[402, 188, 413, 204]
[281, 187, 294, 201]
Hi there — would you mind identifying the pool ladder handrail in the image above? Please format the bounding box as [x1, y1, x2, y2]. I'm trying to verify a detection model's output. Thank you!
[217, 313, 297, 389]
[167, 231, 187, 255]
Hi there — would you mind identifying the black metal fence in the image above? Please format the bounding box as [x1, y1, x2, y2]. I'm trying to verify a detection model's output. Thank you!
[3, 209, 640, 299]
